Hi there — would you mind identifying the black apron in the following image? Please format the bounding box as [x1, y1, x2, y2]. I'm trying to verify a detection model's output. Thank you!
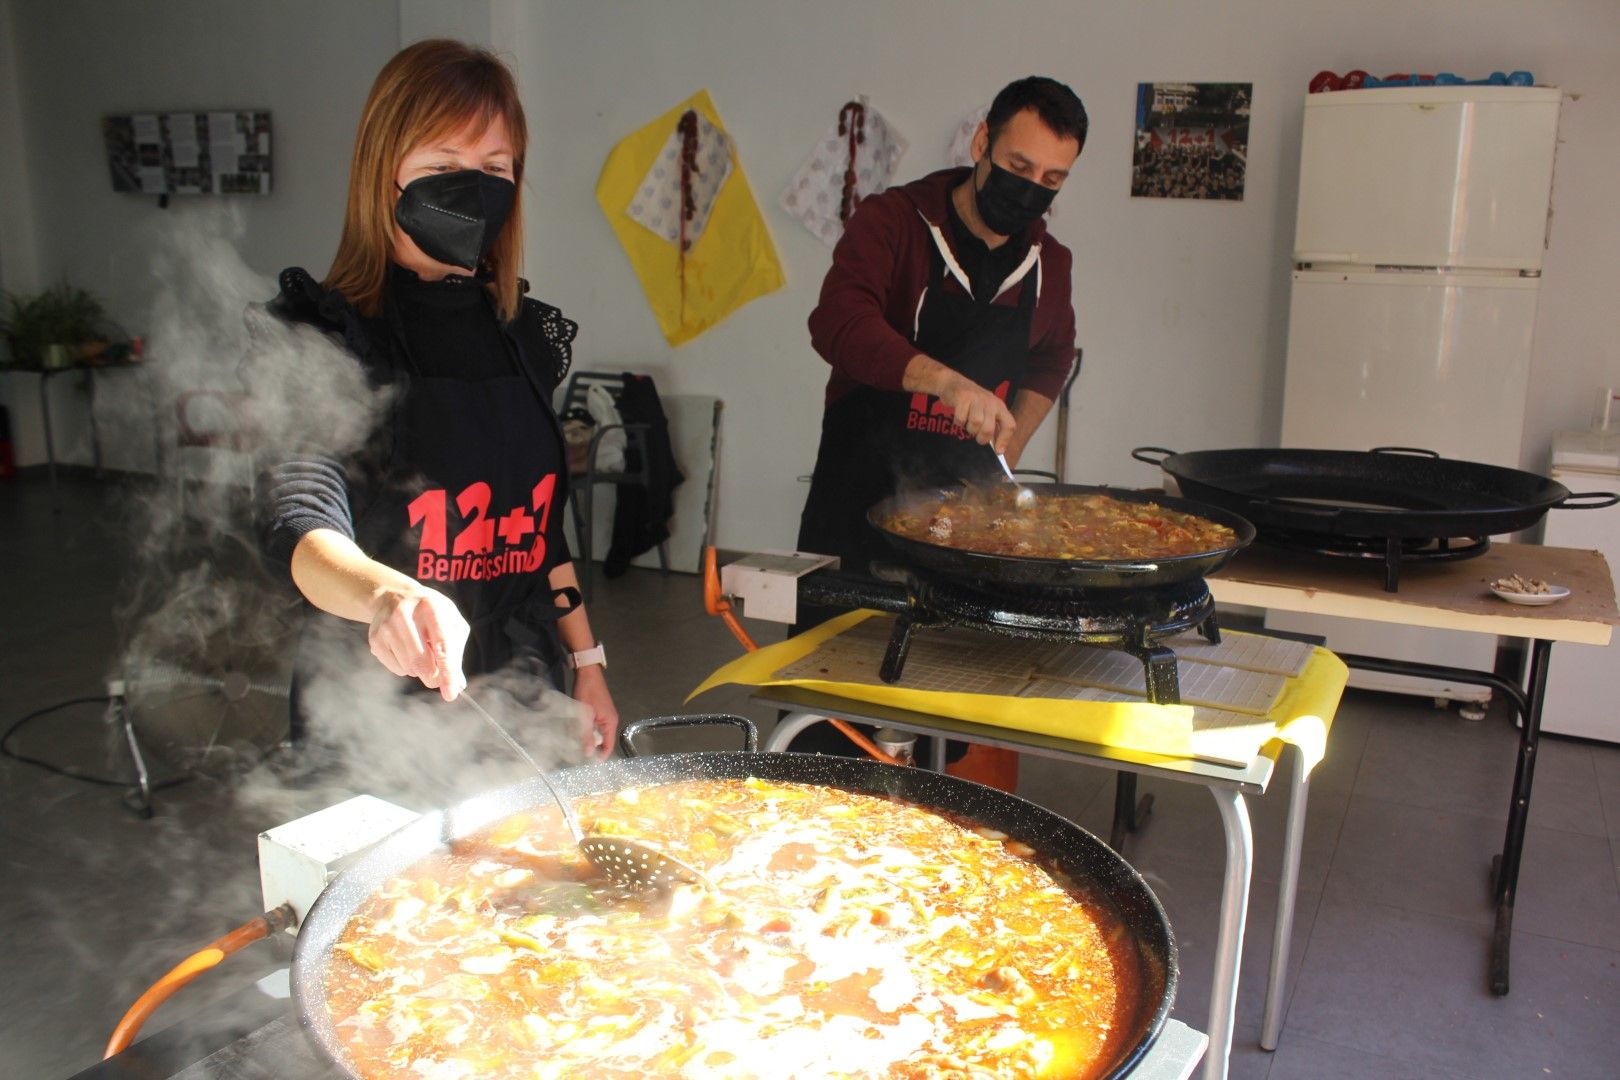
[288, 291, 576, 738]
[787, 223, 1039, 758]
[798, 225, 1040, 584]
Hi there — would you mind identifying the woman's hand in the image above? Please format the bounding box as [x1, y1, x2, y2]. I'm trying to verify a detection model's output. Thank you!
[366, 584, 470, 701]
[291, 530, 470, 700]
[570, 665, 618, 760]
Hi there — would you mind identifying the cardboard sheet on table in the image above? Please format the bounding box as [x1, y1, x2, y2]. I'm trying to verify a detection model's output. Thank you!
[1034, 647, 1287, 715]
[689, 611, 1347, 771]
[1019, 679, 1282, 767]
[771, 617, 1062, 696]
[1165, 629, 1313, 676]
[774, 616, 1287, 717]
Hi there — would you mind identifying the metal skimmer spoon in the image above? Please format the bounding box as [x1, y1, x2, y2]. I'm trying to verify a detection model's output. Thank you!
[995, 451, 1038, 508]
[460, 692, 705, 891]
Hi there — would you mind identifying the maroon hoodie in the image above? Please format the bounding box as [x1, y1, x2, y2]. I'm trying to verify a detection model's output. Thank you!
[807, 167, 1076, 406]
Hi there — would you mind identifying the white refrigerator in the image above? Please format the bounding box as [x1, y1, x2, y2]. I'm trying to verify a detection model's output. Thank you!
[1269, 86, 1562, 704]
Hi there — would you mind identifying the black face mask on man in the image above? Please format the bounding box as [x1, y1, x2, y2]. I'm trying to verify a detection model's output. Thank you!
[973, 160, 1057, 237]
[394, 170, 516, 272]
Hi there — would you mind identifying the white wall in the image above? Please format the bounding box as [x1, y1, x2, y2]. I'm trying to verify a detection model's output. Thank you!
[517, 0, 1620, 554]
[0, 0, 41, 297]
[4, 0, 1616, 551]
[8, 0, 402, 328]
[0, 0, 400, 466]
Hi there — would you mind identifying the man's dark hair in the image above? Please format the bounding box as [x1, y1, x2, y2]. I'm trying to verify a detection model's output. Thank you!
[986, 76, 1088, 151]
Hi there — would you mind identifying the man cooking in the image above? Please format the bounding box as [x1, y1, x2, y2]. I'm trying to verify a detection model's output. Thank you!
[791, 76, 1086, 757]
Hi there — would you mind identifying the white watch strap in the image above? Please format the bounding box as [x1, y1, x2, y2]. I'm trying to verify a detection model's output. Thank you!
[568, 643, 607, 670]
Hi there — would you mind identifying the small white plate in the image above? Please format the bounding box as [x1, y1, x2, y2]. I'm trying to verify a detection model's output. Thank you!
[1489, 584, 1571, 606]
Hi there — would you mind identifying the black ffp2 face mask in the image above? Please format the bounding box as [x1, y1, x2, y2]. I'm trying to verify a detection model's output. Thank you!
[973, 160, 1057, 237]
[394, 170, 516, 272]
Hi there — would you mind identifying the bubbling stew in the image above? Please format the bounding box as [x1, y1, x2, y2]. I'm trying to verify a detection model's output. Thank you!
[325, 778, 1144, 1079]
[882, 489, 1237, 561]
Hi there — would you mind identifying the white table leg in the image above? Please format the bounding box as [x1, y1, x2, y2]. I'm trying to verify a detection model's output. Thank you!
[763, 711, 822, 752]
[1261, 746, 1309, 1050]
[1204, 787, 1253, 1080]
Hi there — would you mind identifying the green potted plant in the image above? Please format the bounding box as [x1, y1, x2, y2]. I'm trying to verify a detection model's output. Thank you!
[1, 284, 115, 370]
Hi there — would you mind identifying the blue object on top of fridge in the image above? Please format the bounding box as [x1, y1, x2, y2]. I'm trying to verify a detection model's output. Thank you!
[1364, 70, 1534, 89]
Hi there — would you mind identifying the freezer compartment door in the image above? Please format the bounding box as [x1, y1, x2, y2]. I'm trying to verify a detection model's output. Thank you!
[1281, 270, 1537, 468]
[1293, 87, 1560, 271]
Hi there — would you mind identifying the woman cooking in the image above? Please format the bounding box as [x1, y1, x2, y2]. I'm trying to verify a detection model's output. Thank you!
[260, 40, 616, 756]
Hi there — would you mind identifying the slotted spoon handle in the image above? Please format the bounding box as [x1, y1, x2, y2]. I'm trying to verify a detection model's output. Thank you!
[461, 692, 585, 843]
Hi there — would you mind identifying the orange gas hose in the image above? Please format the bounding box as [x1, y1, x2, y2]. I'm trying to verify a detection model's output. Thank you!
[104, 904, 295, 1059]
[702, 547, 900, 766]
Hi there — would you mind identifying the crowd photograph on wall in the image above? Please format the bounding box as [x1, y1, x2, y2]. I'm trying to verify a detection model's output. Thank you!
[1131, 81, 1251, 200]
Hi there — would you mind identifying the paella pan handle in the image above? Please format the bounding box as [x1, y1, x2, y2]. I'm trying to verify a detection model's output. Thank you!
[619, 714, 758, 758]
[1131, 446, 1176, 465]
[1370, 446, 1440, 457]
[1555, 491, 1620, 510]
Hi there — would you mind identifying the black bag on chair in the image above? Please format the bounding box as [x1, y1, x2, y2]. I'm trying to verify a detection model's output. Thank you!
[603, 374, 683, 577]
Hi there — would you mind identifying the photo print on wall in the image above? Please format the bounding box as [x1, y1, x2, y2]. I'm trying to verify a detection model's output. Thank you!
[1131, 83, 1251, 200]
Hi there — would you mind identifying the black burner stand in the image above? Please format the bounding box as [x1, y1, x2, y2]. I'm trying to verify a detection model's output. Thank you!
[808, 564, 1219, 852]
[1259, 529, 1490, 592]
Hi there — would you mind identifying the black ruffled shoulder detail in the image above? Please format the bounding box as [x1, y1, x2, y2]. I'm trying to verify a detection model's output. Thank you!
[262, 267, 388, 375]
[515, 294, 577, 391]
[268, 267, 346, 330]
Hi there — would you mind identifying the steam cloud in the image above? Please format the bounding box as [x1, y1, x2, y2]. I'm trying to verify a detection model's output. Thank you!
[9, 208, 602, 1076]
[113, 204, 588, 815]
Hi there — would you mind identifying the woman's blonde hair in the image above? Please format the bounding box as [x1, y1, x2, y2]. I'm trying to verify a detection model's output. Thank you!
[325, 40, 527, 321]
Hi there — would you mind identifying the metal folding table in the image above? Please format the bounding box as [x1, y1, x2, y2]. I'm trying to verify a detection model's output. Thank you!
[18, 359, 162, 513]
[1208, 541, 1619, 996]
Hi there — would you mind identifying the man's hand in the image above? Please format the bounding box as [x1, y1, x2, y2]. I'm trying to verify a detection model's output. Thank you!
[366, 584, 470, 701]
[902, 355, 1016, 453]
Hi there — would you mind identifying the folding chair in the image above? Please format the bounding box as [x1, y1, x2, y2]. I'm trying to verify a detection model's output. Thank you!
[557, 371, 669, 600]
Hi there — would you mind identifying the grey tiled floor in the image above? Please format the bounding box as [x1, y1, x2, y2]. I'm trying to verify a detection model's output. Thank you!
[3, 473, 1619, 1078]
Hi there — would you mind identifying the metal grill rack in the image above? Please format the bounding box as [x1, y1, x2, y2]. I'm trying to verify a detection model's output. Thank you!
[798, 562, 1221, 849]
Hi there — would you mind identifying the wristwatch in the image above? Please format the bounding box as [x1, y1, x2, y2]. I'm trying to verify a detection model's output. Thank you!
[567, 643, 607, 671]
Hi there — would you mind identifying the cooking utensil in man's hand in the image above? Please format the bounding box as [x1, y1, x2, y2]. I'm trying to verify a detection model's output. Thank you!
[994, 451, 1037, 508]
[460, 692, 704, 890]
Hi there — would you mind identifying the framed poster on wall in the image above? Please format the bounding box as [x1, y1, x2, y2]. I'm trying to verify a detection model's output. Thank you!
[1131, 83, 1250, 200]
[101, 111, 272, 196]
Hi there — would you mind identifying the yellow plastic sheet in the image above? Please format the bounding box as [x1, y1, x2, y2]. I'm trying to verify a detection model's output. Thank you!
[596, 90, 785, 346]
[689, 611, 1347, 773]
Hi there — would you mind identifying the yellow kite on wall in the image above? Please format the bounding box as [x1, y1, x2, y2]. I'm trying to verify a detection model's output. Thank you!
[596, 89, 785, 346]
